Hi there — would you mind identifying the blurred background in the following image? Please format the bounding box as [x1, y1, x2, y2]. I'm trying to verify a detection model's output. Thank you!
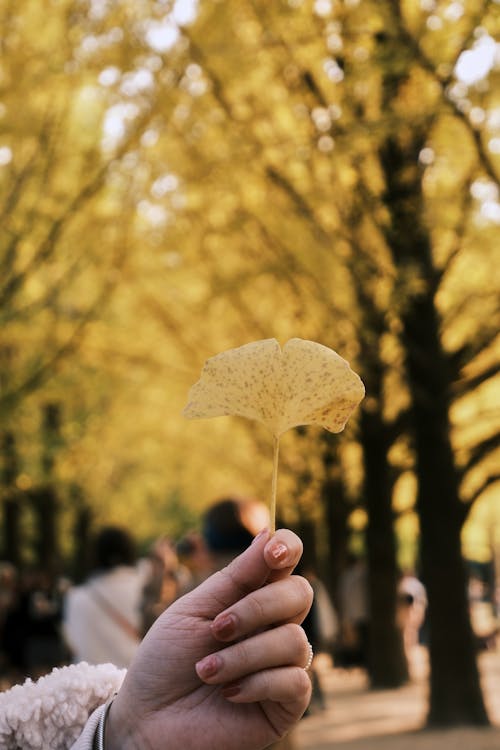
[0, 0, 499, 744]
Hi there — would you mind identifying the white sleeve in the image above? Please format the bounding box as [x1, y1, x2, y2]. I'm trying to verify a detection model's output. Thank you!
[0, 662, 125, 750]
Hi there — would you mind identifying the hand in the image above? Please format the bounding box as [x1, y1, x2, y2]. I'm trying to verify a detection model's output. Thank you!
[106, 529, 313, 750]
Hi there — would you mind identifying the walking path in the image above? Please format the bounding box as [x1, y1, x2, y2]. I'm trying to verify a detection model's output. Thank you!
[296, 648, 500, 750]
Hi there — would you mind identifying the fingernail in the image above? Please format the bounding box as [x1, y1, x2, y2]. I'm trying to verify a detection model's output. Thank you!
[196, 653, 221, 679]
[222, 681, 241, 698]
[269, 542, 288, 562]
[211, 613, 236, 640]
[251, 528, 269, 545]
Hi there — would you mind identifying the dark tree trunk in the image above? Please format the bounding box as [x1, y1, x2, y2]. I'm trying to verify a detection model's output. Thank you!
[361, 404, 409, 688]
[29, 403, 64, 576]
[380, 135, 489, 725]
[31, 485, 59, 576]
[3, 497, 22, 566]
[2, 431, 22, 566]
[321, 470, 350, 611]
[320, 436, 352, 601]
[352, 268, 408, 688]
[295, 517, 318, 572]
[41, 402, 62, 478]
[71, 487, 93, 584]
[404, 295, 487, 725]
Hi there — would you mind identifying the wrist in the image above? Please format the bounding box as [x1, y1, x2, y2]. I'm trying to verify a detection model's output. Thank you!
[103, 692, 149, 750]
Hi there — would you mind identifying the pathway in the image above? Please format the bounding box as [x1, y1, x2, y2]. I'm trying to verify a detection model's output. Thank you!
[296, 648, 500, 750]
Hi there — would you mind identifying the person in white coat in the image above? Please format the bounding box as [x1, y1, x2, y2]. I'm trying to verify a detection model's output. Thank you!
[63, 526, 150, 668]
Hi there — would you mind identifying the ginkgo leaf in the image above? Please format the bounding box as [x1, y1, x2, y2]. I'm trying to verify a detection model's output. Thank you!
[183, 338, 365, 531]
[183, 337, 365, 437]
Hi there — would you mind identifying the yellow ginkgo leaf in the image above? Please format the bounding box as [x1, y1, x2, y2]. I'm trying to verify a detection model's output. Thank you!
[184, 338, 364, 435]
[183, 338, 364, 531]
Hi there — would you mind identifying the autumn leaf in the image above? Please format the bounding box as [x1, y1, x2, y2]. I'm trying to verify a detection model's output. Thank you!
[184, 338, 364, 531]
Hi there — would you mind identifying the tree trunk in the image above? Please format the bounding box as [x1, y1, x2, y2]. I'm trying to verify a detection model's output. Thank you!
[2, 431, 22, 566]
[31, 485, 60, 576]
[380, 135, 489, 725]
[352, 272, 408, 688]
[295, 517, 318, 572]
[3, 497, 22, 566]
[320, 437, 351, 609]
[404, 293, 488, 725]
[29, 402, 63, 576]
[71, 491, 93, 584]
[361, 405, 409, 687]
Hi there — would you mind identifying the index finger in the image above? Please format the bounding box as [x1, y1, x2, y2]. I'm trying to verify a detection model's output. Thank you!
[177, 528, 303, 620]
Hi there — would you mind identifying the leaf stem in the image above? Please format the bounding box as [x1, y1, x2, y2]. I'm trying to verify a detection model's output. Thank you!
[270, 435, 280, 535]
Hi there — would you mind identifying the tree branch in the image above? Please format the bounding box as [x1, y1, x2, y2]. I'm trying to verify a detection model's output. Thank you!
[434, 176, 475, 289]
[0, 103, 157, 309]
[442, 290, 499, 335]
[459, 431, 500, 481]
[452, 362, 500, 399]
[448, 328, 500, 377]
[0, 246, 126, 418]
[389, 0, 499, 186]
[461, 473, 500, 524]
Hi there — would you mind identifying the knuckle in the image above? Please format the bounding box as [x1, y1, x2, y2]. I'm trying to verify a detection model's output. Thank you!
[293, 575, 314, 606]
[294, 668, 313, 700]
[248, 592, 267, 622]
[260, 669, 272, 700]
[235, 637, 252, 668]
[284, 622, 307, 651]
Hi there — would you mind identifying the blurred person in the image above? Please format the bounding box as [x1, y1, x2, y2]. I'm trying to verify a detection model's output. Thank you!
[2, 567, 66, 681]
[63, 526, 150, 668]
[140, 536, 190, 634]
[396, 570, 428, 667]
[0, 562, 20, 682]
[297, 563, 339, 713]
[202, 495, 270, 571]
[1, 568, 29, 679]
[24, 569, 67, 677]
[467, 572, 498, 651]
[175, 530, 214, 591]
[0, 528, 313, 750]
[0, 562, 16, 624]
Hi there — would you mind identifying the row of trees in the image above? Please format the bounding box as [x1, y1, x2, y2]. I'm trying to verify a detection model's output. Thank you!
[1, 0, 499, 726]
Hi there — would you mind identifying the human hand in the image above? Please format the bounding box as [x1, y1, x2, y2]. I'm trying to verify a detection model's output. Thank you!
[106, 529, 313, 750]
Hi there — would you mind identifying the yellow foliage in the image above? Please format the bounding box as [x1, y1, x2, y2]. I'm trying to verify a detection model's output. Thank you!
[0, 0, 499, 559]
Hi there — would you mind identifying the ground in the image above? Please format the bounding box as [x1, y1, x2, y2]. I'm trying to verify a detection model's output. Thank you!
[295, 648, 500, 750]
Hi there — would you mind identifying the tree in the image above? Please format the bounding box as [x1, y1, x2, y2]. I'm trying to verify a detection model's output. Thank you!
[1, 1, 499, 722]
[151, 0, 499, 718]
[371, 1, 497, 723]
[0, 0, 197, 541]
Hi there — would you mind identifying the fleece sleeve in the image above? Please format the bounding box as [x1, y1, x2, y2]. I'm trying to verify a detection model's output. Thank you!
[0, 662, 125, 750]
